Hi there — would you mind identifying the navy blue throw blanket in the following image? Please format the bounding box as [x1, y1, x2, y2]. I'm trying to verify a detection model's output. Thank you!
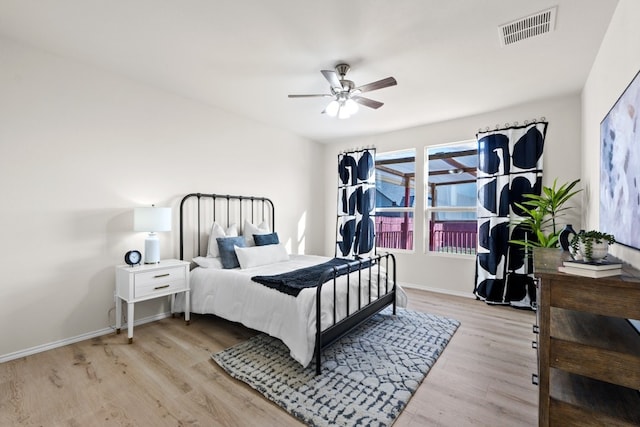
[251, 258, 370, 297]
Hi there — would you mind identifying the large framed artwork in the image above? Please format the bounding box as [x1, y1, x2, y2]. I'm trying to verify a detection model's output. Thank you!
[600, 69, 640, 250]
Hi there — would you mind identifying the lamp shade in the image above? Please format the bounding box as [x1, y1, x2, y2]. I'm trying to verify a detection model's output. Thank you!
[134, 206, 172, 232]
[326, 100, 340, 117]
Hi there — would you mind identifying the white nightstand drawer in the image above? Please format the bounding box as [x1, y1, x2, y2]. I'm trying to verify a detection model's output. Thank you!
[134, 278, 186, 299]
[134, 267, 186, 298]
[135, 266, 185, 286]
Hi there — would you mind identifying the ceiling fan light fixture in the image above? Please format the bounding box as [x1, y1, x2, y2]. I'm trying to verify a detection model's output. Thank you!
[338, 104, 351, 119]
[344, 98, 359, 115]
[326, 100, 340, 117]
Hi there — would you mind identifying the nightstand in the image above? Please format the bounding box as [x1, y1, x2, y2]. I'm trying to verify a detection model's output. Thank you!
[115, 259, 190, 343]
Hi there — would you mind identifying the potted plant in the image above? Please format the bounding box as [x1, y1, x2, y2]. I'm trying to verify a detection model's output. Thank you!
[510, 178, 582, 250]
[569, 230, 616, 262]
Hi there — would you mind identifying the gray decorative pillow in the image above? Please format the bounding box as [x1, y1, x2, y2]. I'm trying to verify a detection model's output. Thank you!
[216, 236, 246, 269]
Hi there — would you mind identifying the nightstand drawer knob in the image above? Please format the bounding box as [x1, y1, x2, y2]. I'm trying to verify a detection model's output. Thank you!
[533, 325, 539, 334]
[154, 284, 170, 290]
[154, 273, 170, 278]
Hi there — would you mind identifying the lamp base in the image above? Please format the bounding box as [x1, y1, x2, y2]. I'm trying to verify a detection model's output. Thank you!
[144, 233, 161, 264]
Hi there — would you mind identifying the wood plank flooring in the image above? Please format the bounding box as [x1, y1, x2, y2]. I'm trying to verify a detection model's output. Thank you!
[0, 288, 538, 426]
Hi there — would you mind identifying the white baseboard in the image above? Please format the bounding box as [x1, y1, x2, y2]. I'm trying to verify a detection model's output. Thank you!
[0, 312, 171, 364]
[399, 281, 475, 299]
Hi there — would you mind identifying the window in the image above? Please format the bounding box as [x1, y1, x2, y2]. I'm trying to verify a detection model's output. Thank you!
[375, 149, 415, 251]
[426, 141, 477, 255]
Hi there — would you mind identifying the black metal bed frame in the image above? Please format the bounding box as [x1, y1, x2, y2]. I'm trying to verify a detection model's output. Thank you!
[179, 193, 397, 374]
[179, 193, 275, 261]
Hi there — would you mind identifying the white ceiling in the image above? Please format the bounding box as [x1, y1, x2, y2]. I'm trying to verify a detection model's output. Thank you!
[0, 0, 619, 143]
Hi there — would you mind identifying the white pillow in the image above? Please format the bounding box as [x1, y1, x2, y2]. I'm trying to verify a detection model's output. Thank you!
[193, 256, 223, 269]
[207, 222, 238, 257]
[235, 243, 289, 269]
[243, 220, 270, 246]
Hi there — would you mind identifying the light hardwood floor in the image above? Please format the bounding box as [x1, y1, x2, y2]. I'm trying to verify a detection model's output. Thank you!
[0, 288, 538, 426]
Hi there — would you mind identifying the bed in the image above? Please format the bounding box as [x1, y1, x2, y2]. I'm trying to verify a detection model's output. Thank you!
[174, 193, 405, 374]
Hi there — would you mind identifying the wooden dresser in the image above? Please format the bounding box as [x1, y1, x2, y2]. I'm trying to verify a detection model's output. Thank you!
[533, 249, 640, 426]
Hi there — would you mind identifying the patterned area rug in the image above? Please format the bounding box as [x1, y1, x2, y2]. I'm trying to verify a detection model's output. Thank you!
[211, 307, 460, 427]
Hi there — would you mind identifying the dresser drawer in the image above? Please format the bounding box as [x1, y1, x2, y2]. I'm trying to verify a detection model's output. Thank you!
[134, 266, 186, 298]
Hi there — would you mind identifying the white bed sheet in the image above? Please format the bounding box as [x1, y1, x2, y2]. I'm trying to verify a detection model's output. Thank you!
[173, 254, 406, 367]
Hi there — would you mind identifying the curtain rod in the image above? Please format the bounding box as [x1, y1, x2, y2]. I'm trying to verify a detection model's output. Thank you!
[477, 117, 547, 133]
[339, 145, 376, 156]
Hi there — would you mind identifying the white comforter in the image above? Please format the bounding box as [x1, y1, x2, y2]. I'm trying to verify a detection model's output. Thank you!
[173, 254, 406, 367]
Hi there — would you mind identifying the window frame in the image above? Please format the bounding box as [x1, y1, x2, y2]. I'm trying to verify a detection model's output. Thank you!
[374, 148, 416, 252]
[424, 140, 478, 257]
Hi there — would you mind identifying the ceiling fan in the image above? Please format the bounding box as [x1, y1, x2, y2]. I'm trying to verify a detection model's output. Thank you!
[288, 64, 397, 119]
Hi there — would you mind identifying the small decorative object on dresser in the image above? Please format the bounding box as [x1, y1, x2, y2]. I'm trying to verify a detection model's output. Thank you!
[115, 259, 190, 343]
[558, 224, 577, 251]
[124, 250, 142, 267]
[569, 230, 616, 262]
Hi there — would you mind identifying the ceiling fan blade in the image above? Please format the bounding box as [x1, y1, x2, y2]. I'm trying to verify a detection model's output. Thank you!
[321, 70, 343, 91]
[352, 96, 384, 109]
[356, 77, 397, 93]
[288, 94, 333, 98]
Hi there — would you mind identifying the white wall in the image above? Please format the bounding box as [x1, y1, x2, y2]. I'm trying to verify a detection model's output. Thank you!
[322, 94, 582, 296]
[582, 0, 640, 268]
[8, 0, 629, 357]
[0, 36, 323, 359]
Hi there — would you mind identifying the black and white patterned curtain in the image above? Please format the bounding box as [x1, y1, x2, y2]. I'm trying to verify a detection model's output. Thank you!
[474, 122, 547, 309]
[336, 148, 376, 258]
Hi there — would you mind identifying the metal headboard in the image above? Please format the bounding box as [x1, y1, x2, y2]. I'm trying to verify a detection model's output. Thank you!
[179, 193, 275, 260]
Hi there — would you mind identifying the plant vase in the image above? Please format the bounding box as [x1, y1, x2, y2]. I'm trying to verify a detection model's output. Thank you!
[579, 241, 609, 262]
[570, 230, 616, 263]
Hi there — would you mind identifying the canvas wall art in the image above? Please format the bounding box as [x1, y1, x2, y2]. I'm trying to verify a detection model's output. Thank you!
[600, 69, 640, 250]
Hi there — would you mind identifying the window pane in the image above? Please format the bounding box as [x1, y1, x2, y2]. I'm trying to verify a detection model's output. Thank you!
[375, 149, 415, 208]
[426, 141, 478, 254]
[376, 211, 414, 251]
[426, 142, 477, 208]
[432, 210, 477, 221]
[376, 149, 415, 250]
[428, 212, 477, 255]
[433, 182, 477, 207]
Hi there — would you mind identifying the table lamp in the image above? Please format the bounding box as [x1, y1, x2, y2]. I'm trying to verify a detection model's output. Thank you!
[134, 205, 172, 264]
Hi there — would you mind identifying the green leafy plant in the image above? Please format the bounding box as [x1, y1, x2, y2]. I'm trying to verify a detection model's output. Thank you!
[570, 230, 615, 261]
[510, 178, 582, 250]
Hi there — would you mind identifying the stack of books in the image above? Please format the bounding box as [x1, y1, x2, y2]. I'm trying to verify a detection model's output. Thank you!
[558, 259, 623, 278]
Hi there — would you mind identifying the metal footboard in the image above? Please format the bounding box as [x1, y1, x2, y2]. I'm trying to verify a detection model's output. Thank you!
[314, 253, 397, 375]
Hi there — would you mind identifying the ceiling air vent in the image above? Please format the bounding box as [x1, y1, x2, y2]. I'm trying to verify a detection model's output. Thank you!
[499, 7, 557, 47]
